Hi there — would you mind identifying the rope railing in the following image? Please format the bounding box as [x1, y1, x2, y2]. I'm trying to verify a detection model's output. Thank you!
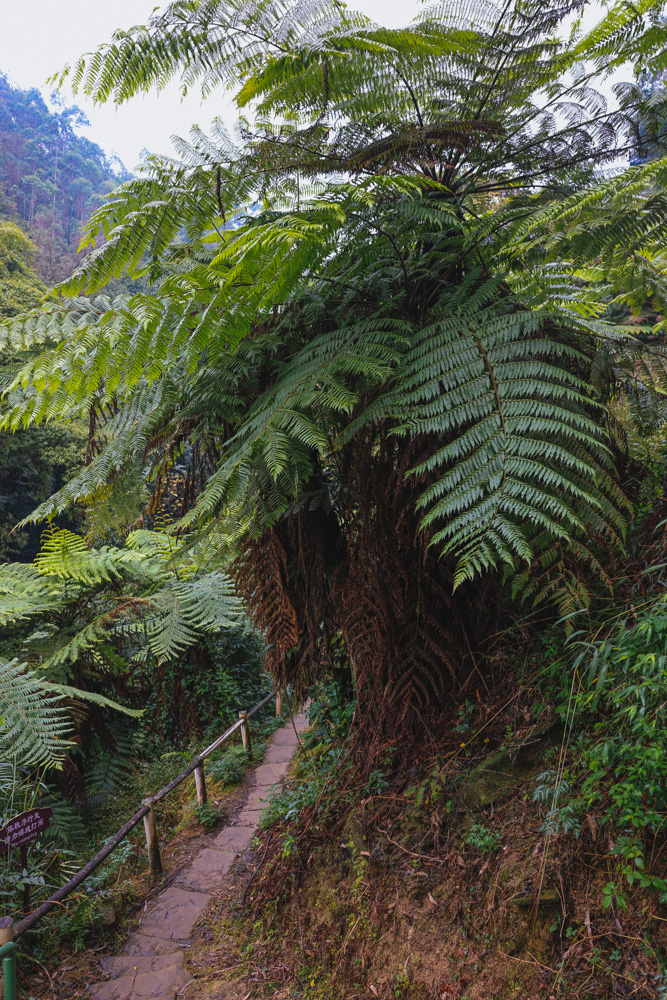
[2, 688, 284, 972]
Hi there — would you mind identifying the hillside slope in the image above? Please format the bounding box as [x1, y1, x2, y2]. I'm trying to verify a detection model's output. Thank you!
[0, 74, 129, 282]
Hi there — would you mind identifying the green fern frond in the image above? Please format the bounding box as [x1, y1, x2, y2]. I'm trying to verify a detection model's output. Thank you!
[0, 564, 62, 626]
[140, 571, 244, 662]
[0, 659, 71, 766]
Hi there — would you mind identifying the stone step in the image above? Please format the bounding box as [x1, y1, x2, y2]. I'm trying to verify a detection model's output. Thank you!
[268, 729, 300, 746]
[263, 747, 297, 764]
[244, 787, 275, 811]
[213, 825, 255, 853]
[252, 762, 288, 786]
[100, 952, 184, 977]
[90, 963, 191, 999]
[136, 886, 211, 942]
[174, 849, 236, 893]
[124, 933, 182, 957]
[234, 807, 264, 827]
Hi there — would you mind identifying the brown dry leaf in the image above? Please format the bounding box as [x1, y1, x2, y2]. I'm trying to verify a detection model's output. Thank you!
[456, 855, 465, 867]
[360, 851, 371, 857]
[370, 988, 378, 996]
[428, 892, 439, 907]
[585, 813, 598, 840]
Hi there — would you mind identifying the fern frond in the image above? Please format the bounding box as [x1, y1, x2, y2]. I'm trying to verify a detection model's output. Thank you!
[0, 659, 71, 766]
[140, 571, 244, 662]
[0, 564, 63, 626]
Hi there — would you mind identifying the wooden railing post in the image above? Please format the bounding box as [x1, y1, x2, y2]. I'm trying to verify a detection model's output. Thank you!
[276, 689, 283, 717]
[0, 918, 13, 948]
[194, 757, 207, 806]
[239, 710, 252, 759]
[142, 799, 162, 875]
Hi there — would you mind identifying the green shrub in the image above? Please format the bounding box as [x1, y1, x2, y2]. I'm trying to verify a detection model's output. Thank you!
[194, 802, 222, 829]
[208, 746, 248, 786]
[568, 599, 667, 835]
[465, 823, 500, 856]
[546, 596, 667, 896]
[151, 629, 271, 744]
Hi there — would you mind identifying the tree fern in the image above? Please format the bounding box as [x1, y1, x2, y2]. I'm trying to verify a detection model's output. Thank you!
[5, 0, 667, 735]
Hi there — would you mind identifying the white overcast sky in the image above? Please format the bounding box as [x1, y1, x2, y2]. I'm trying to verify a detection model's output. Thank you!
[0, 0, 422, 170]
[0, 1, 622, 171]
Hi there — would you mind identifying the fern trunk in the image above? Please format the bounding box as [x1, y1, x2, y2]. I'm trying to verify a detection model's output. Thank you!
[236, 426, 503, 749]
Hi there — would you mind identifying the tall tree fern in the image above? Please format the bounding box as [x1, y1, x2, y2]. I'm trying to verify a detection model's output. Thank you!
[4, 0, 667, 740]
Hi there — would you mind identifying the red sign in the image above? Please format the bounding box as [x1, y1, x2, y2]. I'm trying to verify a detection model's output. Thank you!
[0, 808, 52, 854]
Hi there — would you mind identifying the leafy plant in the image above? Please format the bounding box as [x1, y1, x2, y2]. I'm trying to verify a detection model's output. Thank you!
[208, 746, 248, 786]
[568, 599, 667, 834]
[533, 769, 585, 837]
[465, 823, 500, 857]
[540, 594, 667, 898]
[194, 802, 222, 829]
[303, 679, 356, 751]
[154, 628, 270, 744]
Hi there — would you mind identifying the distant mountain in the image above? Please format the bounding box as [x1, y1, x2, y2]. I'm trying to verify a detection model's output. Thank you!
[0, 74, 129, 283]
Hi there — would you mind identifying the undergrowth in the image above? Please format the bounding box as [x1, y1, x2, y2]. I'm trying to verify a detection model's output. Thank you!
[229, 660, 667, 1000]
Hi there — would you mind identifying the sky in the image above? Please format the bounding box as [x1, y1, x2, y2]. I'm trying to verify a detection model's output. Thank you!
[0, 0, 422, 171]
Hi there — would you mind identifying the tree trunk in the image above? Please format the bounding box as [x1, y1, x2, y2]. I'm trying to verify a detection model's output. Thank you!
[235, 426, 503, 756]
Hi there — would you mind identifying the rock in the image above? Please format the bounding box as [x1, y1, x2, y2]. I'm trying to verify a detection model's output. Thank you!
[93, 899, 116, 930]
[458, 723, 563, 812]
[513, 889, 560, 907]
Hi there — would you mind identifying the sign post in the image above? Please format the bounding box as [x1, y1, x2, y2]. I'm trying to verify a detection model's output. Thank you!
[0, 808, 52, 912]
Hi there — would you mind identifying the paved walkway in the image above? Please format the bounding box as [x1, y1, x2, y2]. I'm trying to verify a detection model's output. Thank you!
[89, 710, 308, 1000]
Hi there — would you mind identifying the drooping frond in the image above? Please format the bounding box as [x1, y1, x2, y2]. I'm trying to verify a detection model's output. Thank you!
[139, 572, 244, 662]
[0, 658, 71, 766]
[380, 278, 626, 585]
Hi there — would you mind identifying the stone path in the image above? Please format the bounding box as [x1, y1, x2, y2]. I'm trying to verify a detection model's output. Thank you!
[88, 710, 308, 1000]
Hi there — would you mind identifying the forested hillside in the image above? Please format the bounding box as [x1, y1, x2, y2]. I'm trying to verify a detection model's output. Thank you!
[0, 76, 131, 561]
[0, 74, 128, 283]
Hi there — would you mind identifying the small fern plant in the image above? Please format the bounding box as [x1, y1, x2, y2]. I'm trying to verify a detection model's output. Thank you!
[0, 526, 245, 682]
